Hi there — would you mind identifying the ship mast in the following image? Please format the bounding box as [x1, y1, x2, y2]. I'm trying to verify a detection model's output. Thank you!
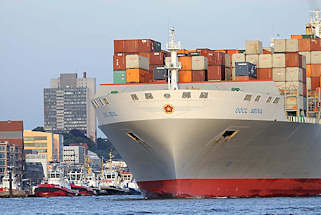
[308, 9, 321, 38]
[166, 27, 181, 90]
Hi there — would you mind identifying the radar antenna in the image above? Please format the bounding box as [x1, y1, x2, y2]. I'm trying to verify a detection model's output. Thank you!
[165, 27, 181, 90]
[309, 9, 321, 38]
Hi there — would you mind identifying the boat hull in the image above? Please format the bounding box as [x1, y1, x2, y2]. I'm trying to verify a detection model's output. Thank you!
[99, 118, 321, 198]
[35, 184, 77, 197]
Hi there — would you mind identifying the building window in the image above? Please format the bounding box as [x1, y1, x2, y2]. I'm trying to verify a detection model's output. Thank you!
[182, 92, 191, 99]
[145, 93, 153, 99]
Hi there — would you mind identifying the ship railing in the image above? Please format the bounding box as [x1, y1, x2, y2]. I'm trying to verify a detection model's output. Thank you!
[287, 116, 321, 124]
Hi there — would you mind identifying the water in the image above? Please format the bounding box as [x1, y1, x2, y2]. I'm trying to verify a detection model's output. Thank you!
[1, 195, 321, 215]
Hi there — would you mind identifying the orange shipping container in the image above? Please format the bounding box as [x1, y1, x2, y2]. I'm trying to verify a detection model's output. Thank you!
[306, 64, 312, 77]
[291, 35, 303, 39]
[311, 76, 321, 90]
[311, 38, 321, 51]
[311, 64, 321, 77]
[235, 76, 255, 81]
[179, 70, 205, 82]
[285, 53, 302, 67]
[126, 69, 147, 83]
[179, 56, 192, 70]
[298, 39, 311, 52]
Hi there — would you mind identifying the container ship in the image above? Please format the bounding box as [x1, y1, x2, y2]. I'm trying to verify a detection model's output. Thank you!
[92, 11, 321, 198]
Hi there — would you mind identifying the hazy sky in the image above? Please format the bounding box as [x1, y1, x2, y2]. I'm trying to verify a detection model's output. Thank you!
[0, 0, 319, 136]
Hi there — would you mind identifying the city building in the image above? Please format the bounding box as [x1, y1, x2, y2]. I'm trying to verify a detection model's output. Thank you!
[44, 73, 96, 141]
[25, 153, 48, 182]
[0, 121, 25, 182]
[23, 130, 63, 163]
[63, 145, 86, 165]
[88, 150, 101, 172]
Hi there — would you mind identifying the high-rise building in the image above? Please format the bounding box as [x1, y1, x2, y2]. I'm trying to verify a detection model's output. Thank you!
[23, 130, 63, 163]
[0, 121, 25, 182]
[44, 73, 96, 141]
[63, 145, 86, 165]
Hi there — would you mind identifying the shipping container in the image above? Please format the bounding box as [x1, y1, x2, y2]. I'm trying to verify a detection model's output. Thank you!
[291, 35, 303, 39]
[274, 39, 286, 53]
[245, 40, 262, 54]
[258, 54, 273, 68]
[307, 77, 311, 90]
[306, 64, 312, 77]
[272, 68, 286, 82]
[113, 70, 126, 84]
[299, 52, 311, 64]
[232, 54, 246, 67]
[126, 69, 148, 83]
[311, 76, 321, 90]
[298, 39, 311, 52]
[207, 65, 225, 80]
[285, 53, 302, 67]
[225, 54, 231, 67]
[311, 51, 321, 64]
[257, 68, 273, 80]
[302, 55, 307, 69]
[302, 34, 315, 39]
[192, 56, 208, 70]
[276, 82, 286, 89]
[126, 55, 149, 70]
[263, 47, 274, 54]
[285, 67, 302, 82]
[285, 96, 304, 110]
[179, 56, 192, 70]
[139, 51, 166, 65]
[114, 39, 161, 53]
[144, 72, 153, 83]
[235, 76, 255, 81]
[272, 54, 286, 68]
[246, 54, 259, 66]
[188, 52, 201, 56]
[179, 70, 205, 82]
[153, 66, 168, 81]
[310, 38, 321, 51]
[311, 64, 321, 77]
[235, 62, 257, 77]
[225, 67, 232, 80]
[285, 82, 303, 94]
[286, 39, 299, 52]
[113, 54, 126, 71]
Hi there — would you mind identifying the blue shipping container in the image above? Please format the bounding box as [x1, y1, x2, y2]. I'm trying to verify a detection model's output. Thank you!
[235, 62, 257, 78]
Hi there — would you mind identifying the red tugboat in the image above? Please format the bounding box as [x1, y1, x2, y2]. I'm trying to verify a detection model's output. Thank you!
[35, 169, 78, 197]
[70, 184, 96, 196]
[67, 169, 96, 196]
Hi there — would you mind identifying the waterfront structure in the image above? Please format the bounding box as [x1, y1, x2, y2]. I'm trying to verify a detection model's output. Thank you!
[0, 121, 25, 182]
[23, 130, 63, 162]
[44, 73, 96, 141]
[63, 145, 86, 165]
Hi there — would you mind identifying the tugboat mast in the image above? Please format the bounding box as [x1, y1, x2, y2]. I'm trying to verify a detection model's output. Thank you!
[166, 27, 181, 90]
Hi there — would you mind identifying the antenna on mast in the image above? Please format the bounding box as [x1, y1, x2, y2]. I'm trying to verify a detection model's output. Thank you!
[165, 27, 181, 90]
[308, 9, 321, 38]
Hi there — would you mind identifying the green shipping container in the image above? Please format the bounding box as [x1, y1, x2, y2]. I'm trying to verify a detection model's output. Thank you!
[113, 70, 126, 84]
[155, 41, 161, 52]
[302, 34, 315, 39]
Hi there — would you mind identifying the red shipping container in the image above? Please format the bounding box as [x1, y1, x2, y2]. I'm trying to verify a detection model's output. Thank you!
[140, 51, 166, 65]
[310, 38, 321, 51]
[303, 82, 307, 97]
[208, 52, 225, 65]
[113, 53, 126, 71]
[311, 76, 320, 90]
[207, 65, 225, 80]
[311, 64, 321, 77]
[114, 39, 160, 53]
[257, 68, 273, 80]
[285, 53, 302, 67]
[298, 39, 311, 52]
[144, 72, 153, 83]
[192, 70, 206, 82]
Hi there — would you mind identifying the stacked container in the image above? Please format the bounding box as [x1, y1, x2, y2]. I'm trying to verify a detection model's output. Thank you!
[126, 55, 149, 83]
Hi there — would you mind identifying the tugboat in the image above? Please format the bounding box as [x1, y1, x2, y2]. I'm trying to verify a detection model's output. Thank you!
[67, 169, 96, 196]
[35, 168, 78, 197]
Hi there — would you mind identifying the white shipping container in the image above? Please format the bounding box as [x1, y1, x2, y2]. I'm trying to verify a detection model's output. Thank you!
[285, 81, 303, 95]
[286, 39, 299, 52]
[311, 51, 321, 64]
[275, 82, 286, 90]
[272, 54, 286, 68]
[245, 40, 262, 54]
[272, 68, 286, 82]
[285, 96, 304, 110]
[258, 54, 273, 68]
[192, 56, 208, 70]
[299, 52, 311, 65]
[225, 67, 232, 80]
[263, 47, 274, 54]
[225, 54, 231, 68]
[232, 68, 236, 80]
[307, 77, 311, 90]
[232, 54, 246, 67]
[126, 55, 149, 70]
[274, 39, 286, 53]
[246, 54, 259, 65]
[301, 55, 306, 69]
[285, 67, 302, 82]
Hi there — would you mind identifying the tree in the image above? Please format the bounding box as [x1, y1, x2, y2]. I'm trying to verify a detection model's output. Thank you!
[32, 126, 45, 132]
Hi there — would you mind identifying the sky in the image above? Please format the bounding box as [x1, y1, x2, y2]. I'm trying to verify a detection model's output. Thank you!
[0, 0, 319, 137]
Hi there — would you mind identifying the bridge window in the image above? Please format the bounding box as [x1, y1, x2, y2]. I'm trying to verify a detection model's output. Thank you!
[244, 95, 252, 101]
[266, 96, 272, 103]
[145, 93, 154, 99]
[200, 92, 208, 99]
[131, 94, 139, 101]
[182, 92, 191, 99]
[101, 97, 109, 105]
[273, 97, 280, 104]
[254, 95, 261, 102]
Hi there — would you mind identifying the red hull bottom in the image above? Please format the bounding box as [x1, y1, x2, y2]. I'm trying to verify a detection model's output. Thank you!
[137, 178, 321, 198]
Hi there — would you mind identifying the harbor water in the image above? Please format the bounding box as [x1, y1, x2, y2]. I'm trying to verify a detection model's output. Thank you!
[1, 195, 321, 215]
